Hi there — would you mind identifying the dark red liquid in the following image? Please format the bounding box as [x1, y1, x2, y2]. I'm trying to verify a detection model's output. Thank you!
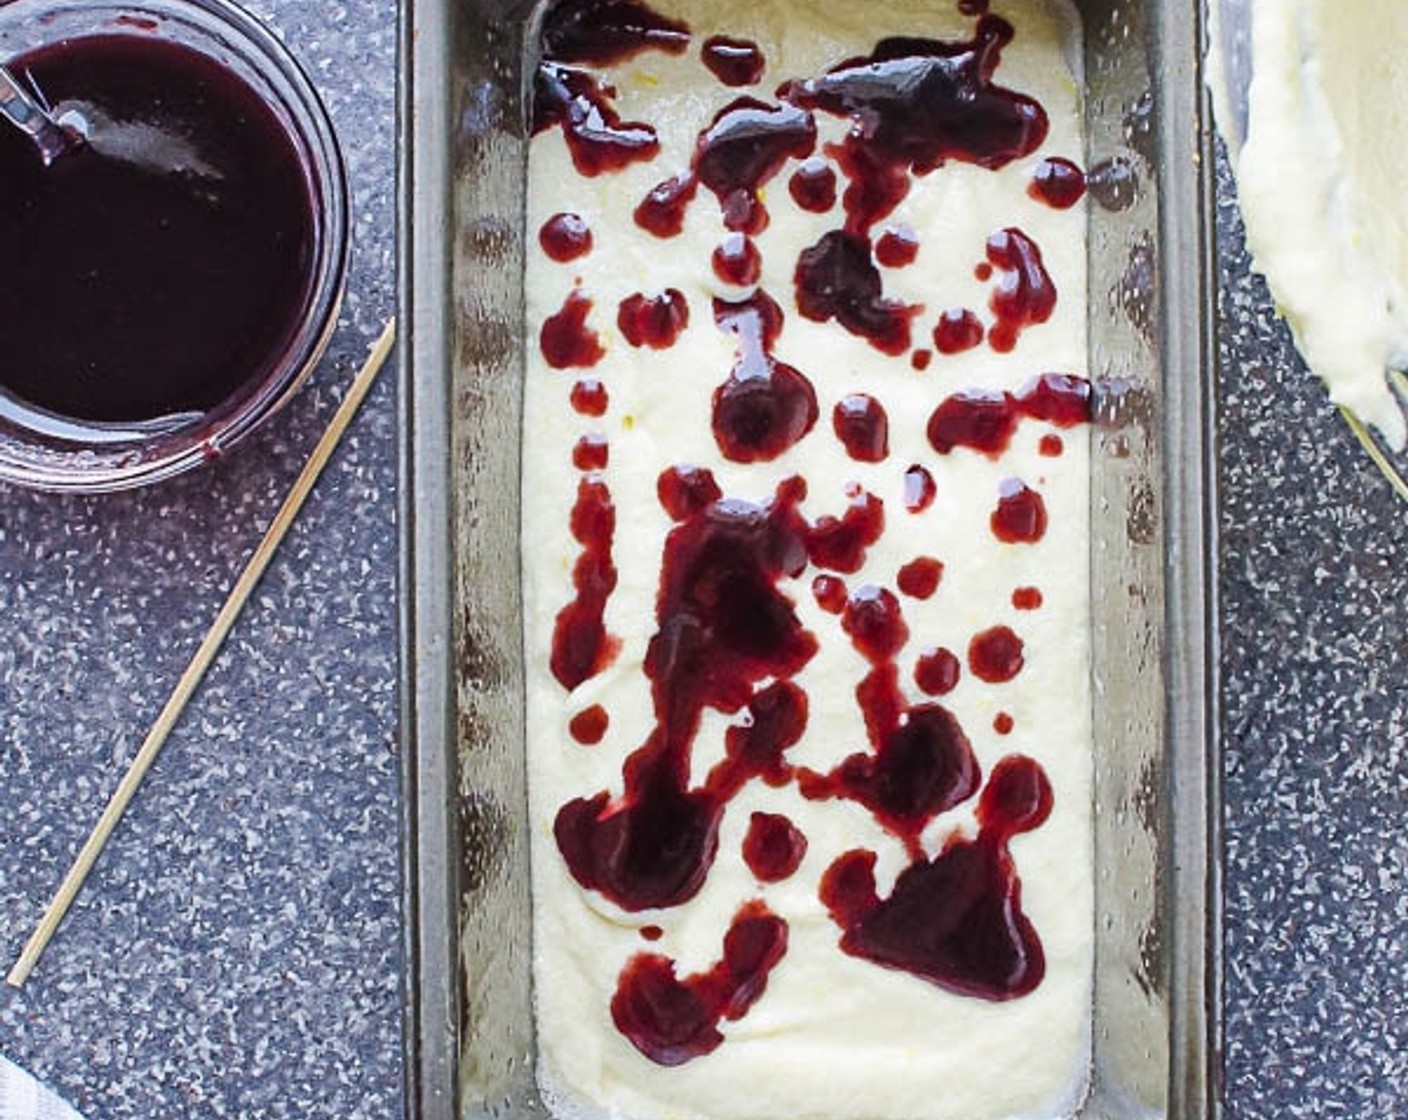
[572, 433, 609, 471]
[915, 647, 960, 695]
[551, 476, 621, 690]
[612, 901, 788, 1066]
[636, 173, 698, 238]
[795, 230, 917, 354]
[541, 0, 690, 65]
[533, 63, 661, 176]
[657, 464, 722, 519]
[812, 574, 848, 614]
[789, 158, 837, 212]
[1028, 156, 1086, 209]
[911, 349, 933, 371]
[541, 289, 605, 369]
[875, 227, 919, 267]
[933, 309, 984, 355]
[695, 98, 817, 233]
[902, 465, 936, 512]
[0, 36, 316, 424]
[832, 394, 889, 462]
[619, 289, 690, 348]
[713, 234, 762, 287]
[571, 378, 609, 416]
[968, 625, 1024, 684]
[742, 812, 807, 881]
[1038, 433, 1063, 457]
[985, 227, 1056, 352]
[804, 488, 884, 574]
[540, 212, 594, 261]
[927, 374, 1091, 456]
[712, 293, 818, 462]
[991, 479, 1047, 543]
[897, 557, 943, 599]
[570, 704, 611, 744]
[702, 36, 765, 87]
[993, 712, 1014, 735]
[1011, 586, 1043, 610]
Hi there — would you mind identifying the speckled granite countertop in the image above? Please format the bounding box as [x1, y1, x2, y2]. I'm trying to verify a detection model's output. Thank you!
[0, 0, 1405, 1114]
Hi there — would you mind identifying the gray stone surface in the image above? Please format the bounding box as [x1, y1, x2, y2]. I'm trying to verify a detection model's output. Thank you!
[1217, 148, 1408, 1116]
[0, 2, 402, 1119]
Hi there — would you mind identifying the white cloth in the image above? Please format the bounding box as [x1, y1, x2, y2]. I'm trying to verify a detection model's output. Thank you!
[0, 1055, 84, 1120]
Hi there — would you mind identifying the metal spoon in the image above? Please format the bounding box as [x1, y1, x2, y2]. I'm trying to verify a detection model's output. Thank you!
[0, 60, 222, 183]
[0, 62, 75, 165]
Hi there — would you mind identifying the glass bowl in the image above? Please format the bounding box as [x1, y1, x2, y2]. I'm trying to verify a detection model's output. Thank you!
[0, 0, 348, 492]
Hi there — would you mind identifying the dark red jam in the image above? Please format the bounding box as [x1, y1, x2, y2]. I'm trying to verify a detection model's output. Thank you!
[911, 349, 933, 371]
[551, 476, 621, 690]
[636, 173, 698, 238]
[993, 712, 1014, 735]
[695, 98, 817, 233]
[702, 36, 766, 87]
[902, 465, 937, 513]
[612, 901, 788, 1066]
[641, 924, 664, 941]
[541, 289, 605, 369]
[554, 478, 817, 912]
[571, 378, 609, 416]
[742, 812, 808, 881]
[985, 227, 1056, 352]
[0, 36, 316, 424]
[832, 394, 889, 462]
[1012, 586, 1044, 610]
[1028, 156, 1086, 209]
[657, 463, 723, 519]
[968, 624, 1024, 684]
[819, 753, 1050, 1000]
[541, 0, 690, 65]
[795, 230, 918, 354]
[875, 226, 919, 267]
[619, 289, 690, 348]
[990, 479, 1047, 543]
[570, 704, 611, 744]
[573, 433, 610, 471]
[789, 158, 838, 212]
[779, 16, 1047, 233]
[713, 234, 763, 287]
[897, 557, 943, 599]
[534, 63, 661, 176]
[712, 292, 818, 462]
[804, 487, 884, 574]
[933, 309, 985, 355]
[540, 212, 594, 261]
[1038, 433, 1063, 457]
[927, 374, 1092, 456]
[914, 646, 960, 695]
[812, 574, 848, 614]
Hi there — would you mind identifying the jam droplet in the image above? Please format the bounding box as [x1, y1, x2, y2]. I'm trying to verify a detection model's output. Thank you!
[696, 98, 818, 233]
[612, 901, 788, 1066]
[1028, 156, 1086, 209]
[570, 704, 610, 744]
[911, 349, 933, 371]
[1038, 433, 1063, 457]
[1012, 586, 1044, 610]
[657, 463, 723, 520]
[796, 230, 918, 354]
[897, 557, 943, 599]
[875, 227, 919, 267]
[780, 16, 1048, 232]
[915, 647, 960, 695]
[541, 0, 690, 65]
[713, 292, 819, 462]
[927, 374, 1092, 456]
[573, 432, 609, 471]
[713, 233, 762, 287]
[540, 212, 593, 261]
[702, 35, 765, 87]
[832, 394, 889, 462]
[619, 289, 690, 348]
[533, 63, 660, 176]
[641, 924, 664, 941]
[636, 173, 699, 238]
[841, 584, 909, 663]
[541, 289, 605, 369]
[812, 574, 848, 614]
[789, 158, 838, 213]
[993, 712, 1014, 735]
[805, 487, 884, 573]
[571, 378, 609, 416]
[555, 481, 817, 911]
[551, 476, 621, 690]
[742, 812, 808, 881]
[985, 227, 1056, 353]
[903, 465, 936, 512]
[968, 625, 1024, 683]
[933, 308, 984, 354]
[991, 479, 1047, 543]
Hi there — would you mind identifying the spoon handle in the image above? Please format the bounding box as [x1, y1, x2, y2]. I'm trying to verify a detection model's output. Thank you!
[0, 64, 70, 165]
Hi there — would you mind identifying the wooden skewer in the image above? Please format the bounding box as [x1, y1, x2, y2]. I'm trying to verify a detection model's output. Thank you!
[6, 318, 397, 989]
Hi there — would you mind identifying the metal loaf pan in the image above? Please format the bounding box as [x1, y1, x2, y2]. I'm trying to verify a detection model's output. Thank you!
[398, 1, 1220, 1117]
